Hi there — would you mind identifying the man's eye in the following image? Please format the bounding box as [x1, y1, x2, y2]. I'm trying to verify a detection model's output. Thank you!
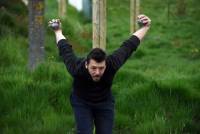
[99, 67, 104, 70]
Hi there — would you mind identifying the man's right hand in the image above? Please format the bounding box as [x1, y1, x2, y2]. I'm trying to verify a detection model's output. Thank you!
[48, 19, 62, 31]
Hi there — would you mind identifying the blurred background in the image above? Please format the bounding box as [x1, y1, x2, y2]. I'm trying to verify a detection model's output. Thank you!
[0, 0, 200, 133]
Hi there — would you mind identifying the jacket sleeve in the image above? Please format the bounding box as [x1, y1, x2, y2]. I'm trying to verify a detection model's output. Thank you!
[107, 35, 140, 71]
[57, 39, 82, 76]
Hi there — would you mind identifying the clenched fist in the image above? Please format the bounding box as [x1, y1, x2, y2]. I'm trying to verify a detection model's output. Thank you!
[137, 14, 151, 27]
[48, 19, 62, 31]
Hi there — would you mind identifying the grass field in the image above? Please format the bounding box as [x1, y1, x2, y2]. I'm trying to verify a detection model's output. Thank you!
[0, 0, 200, 133]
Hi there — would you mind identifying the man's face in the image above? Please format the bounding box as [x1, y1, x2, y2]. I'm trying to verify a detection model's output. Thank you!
[85, 59, 106, 82]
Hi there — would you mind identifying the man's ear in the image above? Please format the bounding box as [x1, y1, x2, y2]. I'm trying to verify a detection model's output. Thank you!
[85, 61, 88, 69]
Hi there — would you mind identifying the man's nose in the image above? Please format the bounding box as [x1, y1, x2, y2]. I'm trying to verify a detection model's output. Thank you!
[95, 69, 100, 75]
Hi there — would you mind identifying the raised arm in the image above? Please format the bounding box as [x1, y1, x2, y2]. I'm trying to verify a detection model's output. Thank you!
[48, 19, 82, 76]
[133, 14, 151, 41]
[107, 14, 151, 71]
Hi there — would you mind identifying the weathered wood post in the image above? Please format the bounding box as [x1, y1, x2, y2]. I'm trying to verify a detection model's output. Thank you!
[58, 0, 67, 19]
[28, 0, 45, 70]
[22, 0, 28, 6]
[130, 0, 140, 33]
[92, 0, 106, 50]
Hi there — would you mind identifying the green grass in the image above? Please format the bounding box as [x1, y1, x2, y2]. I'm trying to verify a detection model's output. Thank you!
[0, 0, 200, 133]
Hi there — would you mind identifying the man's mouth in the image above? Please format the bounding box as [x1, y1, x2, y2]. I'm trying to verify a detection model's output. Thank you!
[92, 76, 101, 81]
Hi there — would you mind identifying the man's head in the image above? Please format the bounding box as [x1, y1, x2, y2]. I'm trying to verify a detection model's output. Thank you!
[85, 48, 106, 82]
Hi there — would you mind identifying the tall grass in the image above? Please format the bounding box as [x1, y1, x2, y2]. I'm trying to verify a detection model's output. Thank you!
[0, 0, 200, 133]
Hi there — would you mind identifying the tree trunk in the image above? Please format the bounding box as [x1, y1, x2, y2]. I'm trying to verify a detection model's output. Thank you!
[130, 0, 140, 33]
[92, 0, 106, 50]
[28, 0, 45, 70]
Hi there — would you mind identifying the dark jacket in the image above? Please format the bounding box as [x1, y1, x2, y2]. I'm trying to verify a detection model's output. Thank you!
[57, 35, 140, 103]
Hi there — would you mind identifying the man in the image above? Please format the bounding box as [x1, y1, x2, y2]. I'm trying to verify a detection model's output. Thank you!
[49, 14, 151, 134]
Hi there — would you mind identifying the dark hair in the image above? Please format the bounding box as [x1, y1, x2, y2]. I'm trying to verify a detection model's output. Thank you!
[86, 48, 106, 63]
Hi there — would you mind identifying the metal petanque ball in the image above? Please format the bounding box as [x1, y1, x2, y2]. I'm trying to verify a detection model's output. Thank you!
[51, 22, 60, 30]
[137, 19, 147, 27]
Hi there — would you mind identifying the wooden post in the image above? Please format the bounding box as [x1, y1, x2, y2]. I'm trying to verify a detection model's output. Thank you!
[130, 0, 140, 34]
[28, 0, 45, 70]
[58, 0, 67, 19]
[92, 0, 106, 50]
[22, 0, 28, 6]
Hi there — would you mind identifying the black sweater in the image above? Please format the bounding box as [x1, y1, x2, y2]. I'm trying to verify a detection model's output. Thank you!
[57, 35, 140, 103]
